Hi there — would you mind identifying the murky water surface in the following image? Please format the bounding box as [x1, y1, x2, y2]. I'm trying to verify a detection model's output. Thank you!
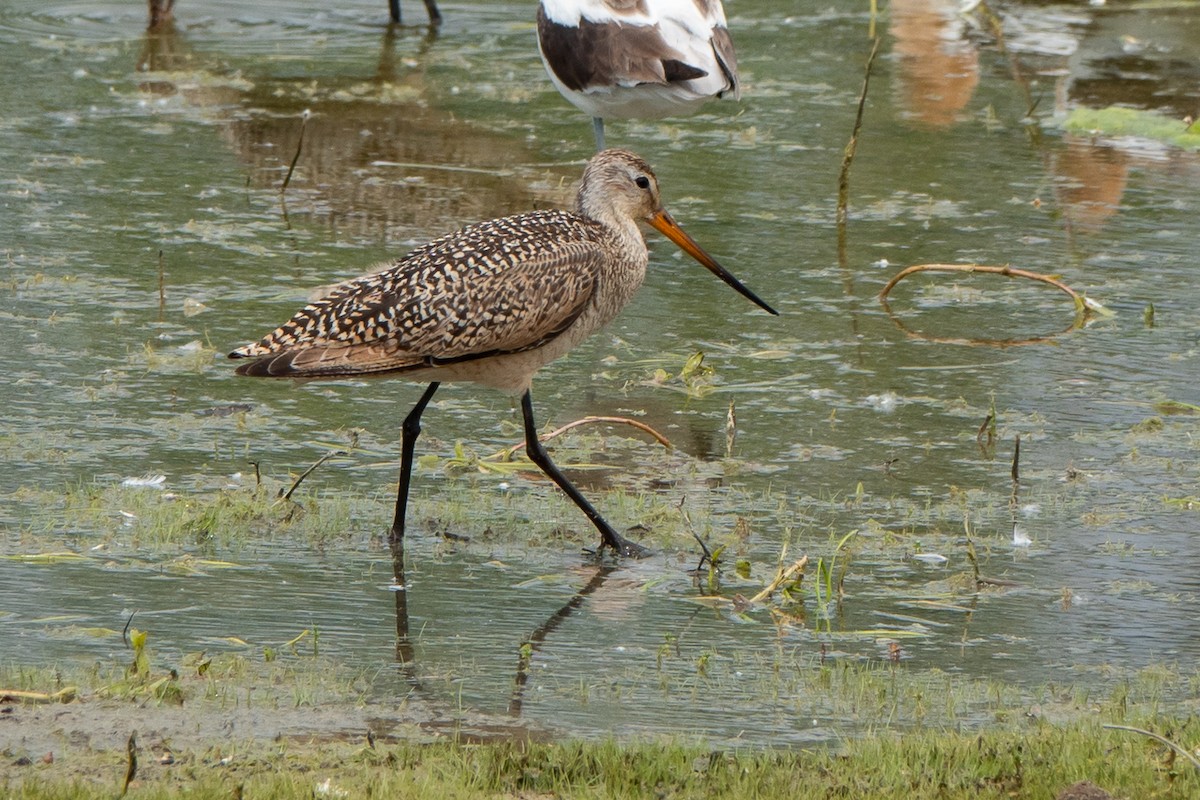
[2, 1, 1199, 747]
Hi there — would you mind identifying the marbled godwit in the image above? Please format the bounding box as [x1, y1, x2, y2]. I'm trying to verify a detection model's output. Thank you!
[537, 0, 740, 149]
[229, 149, 775, 557]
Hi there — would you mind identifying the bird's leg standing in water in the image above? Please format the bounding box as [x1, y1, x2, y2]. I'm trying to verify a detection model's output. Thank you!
[520, 390, 649, 558]
[390, 381, 441, 554]
[231, 152, 769, 564]
[422, 0, 442, 25]
[390, 381, 439, 667]
[390, 381, 440, 658]
[592, 117, 606, 151]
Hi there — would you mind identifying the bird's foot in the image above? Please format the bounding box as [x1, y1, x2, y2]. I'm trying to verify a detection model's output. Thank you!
[592, 528, 650, 559]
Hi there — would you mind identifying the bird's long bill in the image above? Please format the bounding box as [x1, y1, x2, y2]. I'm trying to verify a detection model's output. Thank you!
[648, 209, 779, 316]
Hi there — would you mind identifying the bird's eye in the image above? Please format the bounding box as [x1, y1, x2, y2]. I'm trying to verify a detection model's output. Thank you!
[634, 176, 650, 190]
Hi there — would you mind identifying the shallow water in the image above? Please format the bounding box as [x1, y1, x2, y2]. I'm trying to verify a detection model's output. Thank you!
[2, 0, 1200, 747]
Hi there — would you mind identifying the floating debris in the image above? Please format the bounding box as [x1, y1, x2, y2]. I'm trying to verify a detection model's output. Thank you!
[866, 392, 900, 413]
[195, 403, 253, 417]
[121, 474, 166, 488]
[182, 297, 209, 316]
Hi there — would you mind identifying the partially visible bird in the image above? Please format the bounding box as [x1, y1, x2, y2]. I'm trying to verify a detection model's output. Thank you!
[229, 149, 775, 558]
[537, 0, 740, 149]
[388, 0, 441, 25]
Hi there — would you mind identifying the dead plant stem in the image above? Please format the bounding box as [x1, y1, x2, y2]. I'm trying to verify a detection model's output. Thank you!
[281, 449, 348, 502]
[836, 37, 881, 230]
[280, 109, 310, 193]
[1103, 724, 1200, 772]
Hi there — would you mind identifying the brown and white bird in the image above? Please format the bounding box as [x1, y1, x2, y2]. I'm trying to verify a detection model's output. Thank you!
[537, 0, 740, 148]
[229, 149, 775, 557]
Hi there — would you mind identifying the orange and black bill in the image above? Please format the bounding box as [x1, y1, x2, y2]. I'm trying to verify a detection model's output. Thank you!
[648, 209, 778, 316]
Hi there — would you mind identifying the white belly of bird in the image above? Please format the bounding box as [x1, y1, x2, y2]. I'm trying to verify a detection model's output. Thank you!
[545, 68, 730, 120]
[416, 258, 646, 395]
[538, 0, 736, 120]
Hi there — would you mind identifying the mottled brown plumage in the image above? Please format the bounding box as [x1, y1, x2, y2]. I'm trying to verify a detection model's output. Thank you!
[230, 209, 605, 386]
[229, 148, 775, 558]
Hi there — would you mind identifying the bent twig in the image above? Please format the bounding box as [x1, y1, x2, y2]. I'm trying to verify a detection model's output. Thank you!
[279, 109, 310, 194]
[0, 687, 78, 704]
[507, 416, 672, 455]
[280, 449, 349, 502]
[879, 263, 1105, 347]
[748, 555, 809, 605]
[880, 263, 1095, 308]
[1102, 723, 1200, 772]
[837, 37, 882, 230]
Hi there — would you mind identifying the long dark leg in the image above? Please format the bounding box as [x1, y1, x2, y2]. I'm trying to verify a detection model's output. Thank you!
[388, 0, 401, 24]
[423, 0, 442, 26]
[520, 390, 647, 558]
[390, 381, 440, 545]
[390, 382, 439, 664]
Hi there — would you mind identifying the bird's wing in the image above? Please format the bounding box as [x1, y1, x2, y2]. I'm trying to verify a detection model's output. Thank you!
[230, 214, 605, 378]
[708, 25, 739, 99]
[538, 4, 707, 92]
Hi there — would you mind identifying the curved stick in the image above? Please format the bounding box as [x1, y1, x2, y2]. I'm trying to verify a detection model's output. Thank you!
[507, 415, 673, 455]
[878, 263, 1104, 347]
[1102, 724, 1200, 772]
[280, 449, 348, 503]
[880, 263, 1097, 311]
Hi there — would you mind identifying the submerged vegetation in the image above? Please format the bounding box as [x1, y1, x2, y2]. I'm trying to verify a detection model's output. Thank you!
[5, 460, 1200, 797]
[1063, 106, 1200, 151]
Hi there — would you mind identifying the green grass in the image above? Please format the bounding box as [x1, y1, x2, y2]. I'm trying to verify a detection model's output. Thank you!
[5, 654, 1200, 799]
[5, 718, 1199, 798]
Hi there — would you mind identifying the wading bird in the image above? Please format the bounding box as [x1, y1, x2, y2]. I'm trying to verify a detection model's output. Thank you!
[146, 1, 736, 149]
[146, 0, 441, 30]
[388, 0, 441, 25]
[229, 149, 775, 557]
[536, 0, 740, 148]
